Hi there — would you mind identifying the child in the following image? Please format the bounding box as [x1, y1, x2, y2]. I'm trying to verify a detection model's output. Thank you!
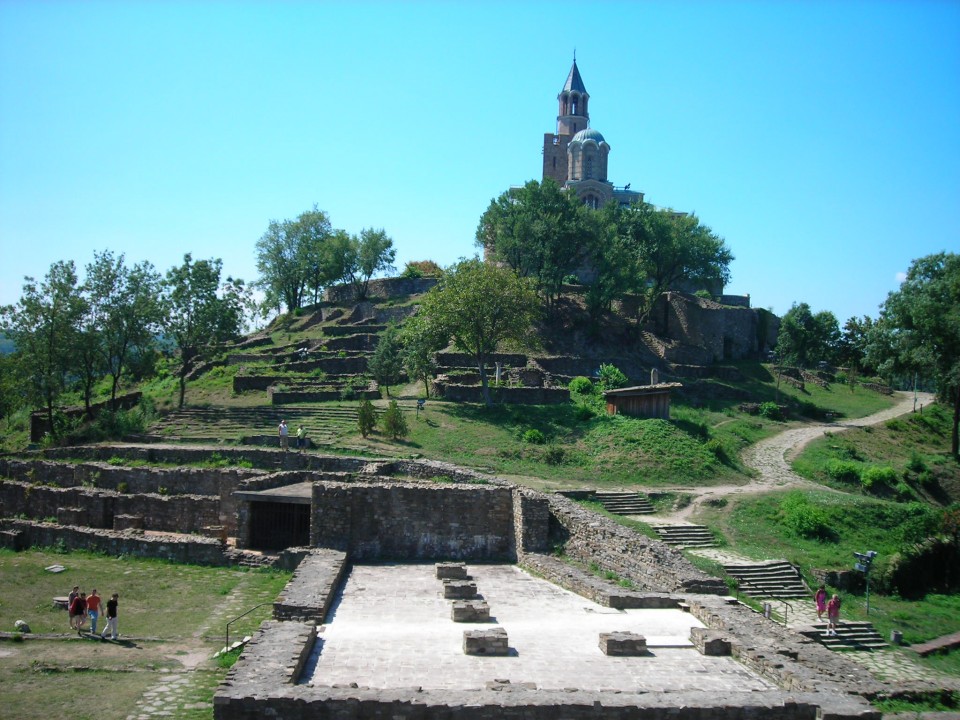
[814, 584, 827, 621]
[826, 594, 841, 636]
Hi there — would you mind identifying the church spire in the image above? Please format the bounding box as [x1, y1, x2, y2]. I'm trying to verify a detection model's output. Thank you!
[557, 58, 589, 135]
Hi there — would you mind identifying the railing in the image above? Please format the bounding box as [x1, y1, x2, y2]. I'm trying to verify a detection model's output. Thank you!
[224, 602, 272, 651]
[734, 579, 794, 627]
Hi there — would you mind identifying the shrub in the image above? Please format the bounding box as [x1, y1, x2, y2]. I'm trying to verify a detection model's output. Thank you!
[704, 438, 727, 461]
[826, 459, 861, 484]
[568, 376, 594, 395]
[597, 364, 628, 391]
[542, 446, 566, 465]
[834, 371, 848, 385]
[907, 451, 927, 473]
[861, 465, 898, 490]
[357, 398, 376, 438]
[117, 482, 129, 494]
[522, 429, 545, 445]
[780, 492, 833, 540]
[573, 404, 595, 421]
[381, 400, 409, 440]
[758, 402, 783, 421]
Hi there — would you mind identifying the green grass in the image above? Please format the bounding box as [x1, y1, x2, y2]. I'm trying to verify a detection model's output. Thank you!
[0, 548, 292, 720]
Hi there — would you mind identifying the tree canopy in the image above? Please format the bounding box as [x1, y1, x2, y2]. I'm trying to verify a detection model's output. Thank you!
[775, 302, 840, 369]
[417, 259, 539, 405]
[255, 205, 333, 313]
[867, 252, 960, 457]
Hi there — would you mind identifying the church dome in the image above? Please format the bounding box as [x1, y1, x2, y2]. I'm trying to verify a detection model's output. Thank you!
[571, 128, 605, 144]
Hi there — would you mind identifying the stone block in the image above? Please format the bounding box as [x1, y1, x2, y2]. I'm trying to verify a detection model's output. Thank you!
[463, 627, 508, 655]
[0, 529, 24, 551]
[113, 514, 144, 531]
[442, 579, 478, 599]
[690, 627, 732, 656]
[599, 631, 648, 656]
[435, 561, 468, 580]
[56, 506, 87, 526]
[451, 599, 490, 622]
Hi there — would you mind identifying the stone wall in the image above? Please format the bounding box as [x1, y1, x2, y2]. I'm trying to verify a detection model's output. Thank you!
[310, 481, 516, 561]
[323, 277, 438, 304]
[435, 384, 570, 405]
[545, 493, 727, 594]
[273, 548, 348, 621]
[0, 519, 227, 565]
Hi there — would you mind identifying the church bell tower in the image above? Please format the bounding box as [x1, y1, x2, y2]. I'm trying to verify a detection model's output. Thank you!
[542, 57, 590, 186]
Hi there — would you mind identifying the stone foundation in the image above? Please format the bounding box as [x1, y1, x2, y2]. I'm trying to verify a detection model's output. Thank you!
[463, 627, 509, 655]
[443, 580, 478, 599]
[436, 561, 468, 579]
[691, 627, 732, 656]
[451, 599, 490, 622]
[599, 631, 648, 656]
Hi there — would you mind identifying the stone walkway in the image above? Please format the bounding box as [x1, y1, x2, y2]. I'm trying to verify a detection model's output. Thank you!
[125, 572, 273, 720]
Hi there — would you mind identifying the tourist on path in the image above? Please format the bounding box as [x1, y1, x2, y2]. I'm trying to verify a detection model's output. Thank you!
[826, 594, 841, 636]
[87, 589, 102, 635]
[69, 592, 88, 634]
[814, 584, 827, 621]
[100, 593, 119, 641]
[296, 425, 306, 453]
[278, 419, 289, 451]
[67, 586, 79, 629]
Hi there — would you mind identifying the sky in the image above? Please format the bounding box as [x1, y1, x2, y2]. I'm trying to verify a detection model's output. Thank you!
[1, 0, 958, 325]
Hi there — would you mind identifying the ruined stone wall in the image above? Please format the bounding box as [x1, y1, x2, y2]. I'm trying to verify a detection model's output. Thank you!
[0, 519, 227, 565]
[545, 494, 727, 594]
[310, 482, 516, 561]
[323, 277, 437, 304]
[436, 384, 570, 405]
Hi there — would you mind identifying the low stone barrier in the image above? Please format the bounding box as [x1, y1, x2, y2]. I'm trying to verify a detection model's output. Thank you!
[436, 561, 468, 579]
[599, 632, 647, 656]
[443, 579, 478, 599]
[436, 384, 570, 405]
[463, 627, 508, 655]
[273, 549, 348, 622]
[690, 627, 732, 656]
[451, 599, 490, 622]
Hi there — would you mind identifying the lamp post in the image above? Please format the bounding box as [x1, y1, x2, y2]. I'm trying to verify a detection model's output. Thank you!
[853, 551, 878, 615]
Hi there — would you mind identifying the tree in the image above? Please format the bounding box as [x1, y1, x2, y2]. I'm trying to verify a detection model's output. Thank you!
[836, 315, 875, 374]
[164, 255, 249, 408]
[400, 260, 443, 278]
[418, 259, 539, 406]
[357, 397, 377, 437]
[367, 324, 404, 397]
[255, 206, 333, 313]
[401, 313, 447, 398]
[84, 251, 164, 409]
[867, 253, 960, 457]
[775, 302, 840, 369]
[380, 399, 409, 440]
[343, 228, 396, 301]
[476, 178, 595, 306]
[615, 203, 733, 327]
[0, 261, 85, 437]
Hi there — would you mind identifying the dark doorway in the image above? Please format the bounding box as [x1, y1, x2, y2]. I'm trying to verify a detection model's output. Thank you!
[249, 501, 310, 550]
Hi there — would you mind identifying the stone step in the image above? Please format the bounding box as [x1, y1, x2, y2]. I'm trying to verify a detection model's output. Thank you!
[723, 562, 808, 598]
[594, 491, 654, 515]
[800, 622, 888, 651]
[654, 525, 717, 547]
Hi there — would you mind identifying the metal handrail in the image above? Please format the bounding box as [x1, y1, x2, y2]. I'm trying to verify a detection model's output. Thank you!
[224, 602, 272, 651]
[735, 579, 794, 627]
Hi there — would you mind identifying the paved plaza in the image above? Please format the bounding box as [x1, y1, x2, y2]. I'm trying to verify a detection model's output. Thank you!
[306, 564, 775, 693]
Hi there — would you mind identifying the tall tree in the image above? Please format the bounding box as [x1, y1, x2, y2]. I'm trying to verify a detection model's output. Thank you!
[255, 206, 333, 313]
[401, 312, 447, 397]
[867, 253, 960, 457]
[417, 259, 539, 406]
[367, 324, 404, 397]
[476, 178, 595, 306]
[775, 302, 840, 369]
[0, 261, 85, 437]
[836, 315, 875, 373]
[344, 228, 396, 301]
[84, 251, 164, 408]
[164, 255, 249, 408]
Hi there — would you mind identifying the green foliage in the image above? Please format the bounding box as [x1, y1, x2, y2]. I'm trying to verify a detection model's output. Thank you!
[775, 301, 840, 368]
[860, 464, 898, 490]
[357, 398, 376, 438]
[779, 491, 834, 540]
[367, 324, 404, 396]
[825, 459, 862, 484]
[216, 647, 243, 669]
[400, 260, 442, 278]
[568, 376, 594, 395]
[400, 314, 445, 398]
[757, 401, 783, 421]
[522, 428, 545, 444]
[380, 399, 408, 440]
[597, 363, 628, 391]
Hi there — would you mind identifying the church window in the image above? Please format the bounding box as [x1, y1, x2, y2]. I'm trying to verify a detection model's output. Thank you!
[552, 157, 556, 169]
[585, 156, 593, 179]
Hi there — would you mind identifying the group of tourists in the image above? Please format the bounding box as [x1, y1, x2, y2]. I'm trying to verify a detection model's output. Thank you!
[814, 584, 842, 636]
[67, 586, 119, 640]
[278, 419, 308, 453]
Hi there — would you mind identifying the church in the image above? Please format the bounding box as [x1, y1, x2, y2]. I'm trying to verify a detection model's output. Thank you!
[541, 58, 643, 209]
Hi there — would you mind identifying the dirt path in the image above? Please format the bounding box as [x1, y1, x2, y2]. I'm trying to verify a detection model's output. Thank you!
[654, 391, 934, 524]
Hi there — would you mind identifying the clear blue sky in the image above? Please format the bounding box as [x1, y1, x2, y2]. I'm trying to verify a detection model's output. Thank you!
[2, 1, 958, 325]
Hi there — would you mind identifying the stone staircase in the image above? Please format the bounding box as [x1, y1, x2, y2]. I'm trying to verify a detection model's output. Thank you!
[146, 404, 363, 446]
[723, 561, 809, 598]
[593, 491, 654, 515]
[653, 524, 717, 547]
[800, 621, 888, 651]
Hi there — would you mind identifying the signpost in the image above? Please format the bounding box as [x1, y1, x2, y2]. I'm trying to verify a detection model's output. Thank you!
[853, 550, 878, 615]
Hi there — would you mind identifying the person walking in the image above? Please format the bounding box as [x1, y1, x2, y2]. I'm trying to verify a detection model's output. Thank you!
[69, 592, 88, 634]
[100, 593, 119, 641]
[67, 586, 80, 629]
[86, 589, 102, 635]
[296, 425, 306, 453]
[278, 419, 289, 452]
[826, 594, 841, 636]
[814, 584, 828, 621]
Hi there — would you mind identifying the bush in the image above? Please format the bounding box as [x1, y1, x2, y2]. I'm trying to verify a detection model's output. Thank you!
[543, 446, 566, 465]
[568, 376, 594, 395]
[780, 492, 833, 540]
[907, 451, 927, 473]
[522, 429, 545, 445]
[573, 404, 595, 421]
[597, 364, 628, 391]
[861, 465, 898, 490]
[381, 400, 409, 440]
[758, 402, 783, 421]
[357, 398, 376, 438]
[826, 459, 862, 484]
